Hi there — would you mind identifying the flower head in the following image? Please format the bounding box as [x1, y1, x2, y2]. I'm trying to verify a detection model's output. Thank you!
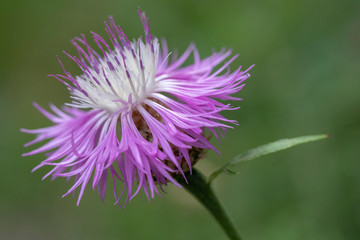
[22, 8, 252, 206]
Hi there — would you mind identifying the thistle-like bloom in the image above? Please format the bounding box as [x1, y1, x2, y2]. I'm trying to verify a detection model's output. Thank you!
[22, 9, 252, 206]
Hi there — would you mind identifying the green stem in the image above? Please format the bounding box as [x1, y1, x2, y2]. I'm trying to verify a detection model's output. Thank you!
[176, 169, 244, 240]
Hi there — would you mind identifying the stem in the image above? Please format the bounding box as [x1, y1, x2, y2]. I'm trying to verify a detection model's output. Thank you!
[176, 169, 244, 240]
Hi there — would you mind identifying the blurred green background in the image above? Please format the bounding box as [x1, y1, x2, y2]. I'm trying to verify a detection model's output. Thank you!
[1, 0, 359, 239]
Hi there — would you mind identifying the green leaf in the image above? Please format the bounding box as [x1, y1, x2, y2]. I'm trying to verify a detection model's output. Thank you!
[223, 168, 241, 175]
[208, 134, 328, 184]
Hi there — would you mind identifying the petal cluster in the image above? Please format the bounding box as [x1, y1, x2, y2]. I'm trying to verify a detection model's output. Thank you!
[22, 9, 253, 206]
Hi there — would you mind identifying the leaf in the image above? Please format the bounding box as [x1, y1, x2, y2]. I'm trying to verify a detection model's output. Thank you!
[223, 168, 241, 175]
[208, 134, 328, 184]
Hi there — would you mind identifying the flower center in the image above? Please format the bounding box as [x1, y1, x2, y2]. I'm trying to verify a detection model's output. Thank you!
[68, 39, 160, 113]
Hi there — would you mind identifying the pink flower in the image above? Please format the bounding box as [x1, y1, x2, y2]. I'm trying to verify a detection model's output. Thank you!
[22, 8, 252, 206]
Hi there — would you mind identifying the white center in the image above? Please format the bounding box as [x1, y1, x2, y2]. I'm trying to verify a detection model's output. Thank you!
[67, 39, 159, 113]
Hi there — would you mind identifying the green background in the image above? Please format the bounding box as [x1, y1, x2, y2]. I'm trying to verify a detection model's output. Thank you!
[1, 0, 359, 239]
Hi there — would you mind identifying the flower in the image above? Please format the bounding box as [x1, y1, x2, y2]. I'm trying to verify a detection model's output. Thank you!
[22, 8, 252, 207]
